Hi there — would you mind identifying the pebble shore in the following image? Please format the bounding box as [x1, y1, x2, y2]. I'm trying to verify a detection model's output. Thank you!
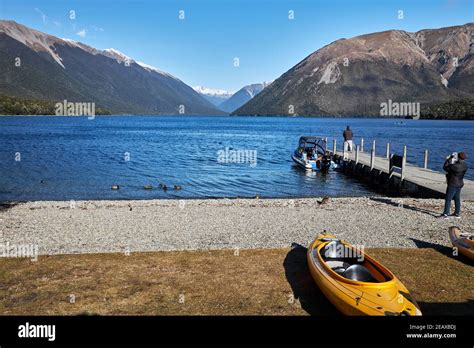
[1, 197, 472, 256]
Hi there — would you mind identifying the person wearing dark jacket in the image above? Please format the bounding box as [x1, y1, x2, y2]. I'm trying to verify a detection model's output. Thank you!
[343, 126, 353, 152]
[440, 152, 468, 219]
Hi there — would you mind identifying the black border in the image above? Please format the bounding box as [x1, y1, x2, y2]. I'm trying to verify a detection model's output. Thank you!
[0, 316, 472, 346]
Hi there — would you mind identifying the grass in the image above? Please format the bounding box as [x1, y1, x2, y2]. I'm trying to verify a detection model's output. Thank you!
[0, 247, 472, 315]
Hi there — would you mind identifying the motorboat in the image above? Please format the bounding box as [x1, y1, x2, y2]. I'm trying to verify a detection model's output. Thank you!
[291, 136, 337, 171]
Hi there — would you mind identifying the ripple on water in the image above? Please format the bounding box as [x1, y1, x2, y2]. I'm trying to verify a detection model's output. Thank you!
[0, 116, 472, 201]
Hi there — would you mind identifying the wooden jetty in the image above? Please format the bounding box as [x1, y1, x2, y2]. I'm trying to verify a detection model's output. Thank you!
[327, 139, 474, 200]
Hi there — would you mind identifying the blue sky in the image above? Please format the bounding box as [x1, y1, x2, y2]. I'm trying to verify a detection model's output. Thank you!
[1, 0, 472, 91]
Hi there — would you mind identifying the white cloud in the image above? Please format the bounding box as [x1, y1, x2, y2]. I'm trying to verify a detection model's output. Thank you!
[34, 8, 47, 25]
[76, 29, 87, 38]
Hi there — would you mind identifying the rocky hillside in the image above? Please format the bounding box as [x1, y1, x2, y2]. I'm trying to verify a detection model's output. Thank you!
[0, 20, 223, 115]
[233, 23, 474, 118]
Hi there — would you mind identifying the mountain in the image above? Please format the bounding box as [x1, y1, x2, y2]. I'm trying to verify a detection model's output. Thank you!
[219, 82, 271, 112]
[193, 86, 233, 107]
[233, 23, 474, 118]
[0, 20, 223, 115]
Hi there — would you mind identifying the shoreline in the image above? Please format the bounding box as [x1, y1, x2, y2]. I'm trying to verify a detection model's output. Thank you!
[1, 114, 473, 120]
[1, 197, 472, 256]
[2, 191, 474, 204]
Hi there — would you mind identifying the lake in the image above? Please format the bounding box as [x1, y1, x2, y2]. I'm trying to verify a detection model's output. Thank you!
[0, 116, 472, 201]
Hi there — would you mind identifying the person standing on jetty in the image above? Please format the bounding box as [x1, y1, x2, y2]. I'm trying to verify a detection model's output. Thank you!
[439, 152, 468, 219]
[343, 126, 353, 152]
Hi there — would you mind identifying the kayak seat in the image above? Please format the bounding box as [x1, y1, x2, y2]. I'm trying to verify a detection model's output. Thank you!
[342, 264, 377, 282]
[326, 260, 350, 271]
[325, 260, 350, 276]
[319, 242, 378, 281]
[333, 267, 346, 276]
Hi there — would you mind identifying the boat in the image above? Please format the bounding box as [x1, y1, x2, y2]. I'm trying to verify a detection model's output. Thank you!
[291, 136, 338, 172]
[449, 226, 474, 260]
[307, 233, 422, 316]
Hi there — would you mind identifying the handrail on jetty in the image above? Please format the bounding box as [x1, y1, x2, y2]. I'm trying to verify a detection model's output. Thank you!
[329, 138, 474, 200]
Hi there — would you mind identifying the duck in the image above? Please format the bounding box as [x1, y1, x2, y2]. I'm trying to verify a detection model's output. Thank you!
[318, 196, 331, 205]
[174, 185, 182, 190]
[111, 184, 120, 190]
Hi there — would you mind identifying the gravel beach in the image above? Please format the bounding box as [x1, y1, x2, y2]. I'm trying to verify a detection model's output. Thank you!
[1, 197, 473, 256]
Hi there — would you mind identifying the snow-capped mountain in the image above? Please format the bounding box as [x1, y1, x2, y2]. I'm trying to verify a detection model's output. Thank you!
[0, 20, 223, 115]
[194, 86, 233, 97]
[101, 48, 131, 62]
[219, 82, 272, 112]
[100, 49, 177, 78]
[193, 86, 233, 107]
[136, 61, 177, 79]
[0, 20, 176, 79]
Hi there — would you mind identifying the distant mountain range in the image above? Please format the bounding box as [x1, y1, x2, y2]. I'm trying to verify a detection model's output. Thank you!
[193, 86, 233, 107]
[0, 20, 223, 115]
[233, 23, 474, 118]
[1, 20, 472, 118]
[193, 83, 270, 112]
[218, 82, 271, 112]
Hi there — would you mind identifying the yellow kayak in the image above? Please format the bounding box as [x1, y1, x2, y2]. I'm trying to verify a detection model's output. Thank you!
[307, 233, 422, 316]
[449, 226, 474, 260]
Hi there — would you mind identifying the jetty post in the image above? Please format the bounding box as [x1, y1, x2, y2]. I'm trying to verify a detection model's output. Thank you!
[424, 149, 429, 169]
[355, 145, 360, 165]
[386, 143, 390, 159]
[401, 145, 407, 181]
[370, 140, 376, 170]
[360, 138, 364, 152]
[333, 139, 337, 154]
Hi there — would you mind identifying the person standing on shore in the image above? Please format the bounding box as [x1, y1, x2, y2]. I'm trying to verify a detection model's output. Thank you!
[343, 126, 353, 152]
[439, 152, 468, 219]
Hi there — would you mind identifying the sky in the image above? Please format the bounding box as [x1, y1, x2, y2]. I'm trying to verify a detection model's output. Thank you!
[1, 0, 472, 92]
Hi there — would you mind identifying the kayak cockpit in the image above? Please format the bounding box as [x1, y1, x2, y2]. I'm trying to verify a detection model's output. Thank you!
[317, 240, 392, 283]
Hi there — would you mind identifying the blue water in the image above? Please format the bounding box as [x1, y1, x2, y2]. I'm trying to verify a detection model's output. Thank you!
[0, 116, 472, 201]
